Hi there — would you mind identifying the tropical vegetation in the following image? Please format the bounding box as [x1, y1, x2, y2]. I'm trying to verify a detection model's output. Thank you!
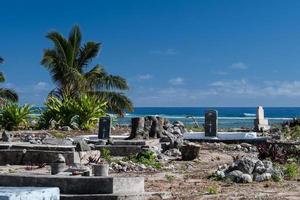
[0, 57, 18, 104]
[41, 25, 133, 116]
[0, 103, 32, 131]
[38, 94, 107, 130]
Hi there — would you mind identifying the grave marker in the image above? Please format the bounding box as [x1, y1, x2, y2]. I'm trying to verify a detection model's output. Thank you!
[205, 110, 218, 137]
[98, 116, 111, 139]
[254, 106, 270, 132]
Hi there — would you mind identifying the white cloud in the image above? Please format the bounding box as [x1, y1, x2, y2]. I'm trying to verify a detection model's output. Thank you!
[230, 62, 248, 70]
[150, 48, 178, 55]
[130, 78, 300, 106]
[210, 79, 300, 97]
[169, 77, 184, 85]
[33, 81, 49, 91]
[137, 74, 153, 80]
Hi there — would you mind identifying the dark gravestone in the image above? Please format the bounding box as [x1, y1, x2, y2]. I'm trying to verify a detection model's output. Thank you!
[98, 117, 111, 139]
[205, 110, 218, 137]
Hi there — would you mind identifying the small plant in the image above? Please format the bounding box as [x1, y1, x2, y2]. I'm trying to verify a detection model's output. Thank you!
[123, 150, 161, 169]
[272, 173, 282, 182]
[0, 103, 32, 130]
[100, 148, 112, 163]
[136, 150, 161, 169]
[165, 174, 176, 182]
[206, 186, 218, 195]
[50, 131, 66, 139]
[284, 163, 299, 180]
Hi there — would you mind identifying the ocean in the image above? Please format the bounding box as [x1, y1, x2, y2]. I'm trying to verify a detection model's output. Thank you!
[116, 107, 300, 128]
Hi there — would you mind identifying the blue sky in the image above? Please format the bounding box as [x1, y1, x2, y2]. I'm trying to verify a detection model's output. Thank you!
[1, 0, 300, 107]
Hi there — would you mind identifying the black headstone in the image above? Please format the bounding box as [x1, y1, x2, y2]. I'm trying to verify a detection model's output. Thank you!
[204, 110, 218, 137]
[98, 116, 111, 139]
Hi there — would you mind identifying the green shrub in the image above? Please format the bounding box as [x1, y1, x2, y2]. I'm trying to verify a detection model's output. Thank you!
[100, 148, 112, 163]
[123, 150, 161, 169]
[136, 150, 161, 169]
[39, 94, 107, 130]
[0, 103, 32, 131]
[284, 163, 299, 180]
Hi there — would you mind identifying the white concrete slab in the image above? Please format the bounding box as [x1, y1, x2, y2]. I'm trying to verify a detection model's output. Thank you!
[183, 132, 258, 140]
[0, 187, 59, 200]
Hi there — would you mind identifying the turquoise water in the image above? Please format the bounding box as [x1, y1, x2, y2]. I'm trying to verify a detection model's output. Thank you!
[117, 107, 300, 128]
[31, 107, 300, 128]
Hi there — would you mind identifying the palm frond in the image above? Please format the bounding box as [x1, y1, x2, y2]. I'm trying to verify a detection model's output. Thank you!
[68, 25, 82, 54]
[91, 91, 133, 116]
[0, 57, 3, 64]
[0, 88, 18, 102]
[46, 31, 69, 62]
[77, 42, 100, 70]
[85, 65, 129, 90]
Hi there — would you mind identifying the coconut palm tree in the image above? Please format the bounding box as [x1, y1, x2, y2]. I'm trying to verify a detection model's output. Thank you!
[41, 25, 133, 115]
[0, 57, 18, 103]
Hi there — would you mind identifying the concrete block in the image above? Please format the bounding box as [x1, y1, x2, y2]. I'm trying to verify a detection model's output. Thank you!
[0, 174, 144, 195]
[0, 149, 76, 165]
[94, 145, 142, 157]
[0, 187, 59, 200]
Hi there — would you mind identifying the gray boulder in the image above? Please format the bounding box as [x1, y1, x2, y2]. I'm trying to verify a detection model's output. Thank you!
[180, 142, 200, 161]
[263, 160, 273, 173]
[240, 174, 253, 183]
[236, 157, 257, 174]
[226, 170, 244, 182]
[255, 173, 272, 182]
[254, 160, 266, 174]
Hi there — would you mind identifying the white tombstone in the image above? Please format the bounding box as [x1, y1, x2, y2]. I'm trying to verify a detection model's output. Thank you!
[254, 106, 270, 131]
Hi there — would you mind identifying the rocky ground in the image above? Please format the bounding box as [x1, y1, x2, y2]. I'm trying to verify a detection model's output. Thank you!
[1, 119, 299, 200]
[110, 142, 300, 200]
[0, 141, 299, 199]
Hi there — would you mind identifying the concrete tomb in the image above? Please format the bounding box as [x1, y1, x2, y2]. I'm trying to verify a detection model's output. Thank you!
[98, 117, 111, 139]
[254, 106, 270, 132]
[204, 110, 218, 137]
[184, 108, 269, 143]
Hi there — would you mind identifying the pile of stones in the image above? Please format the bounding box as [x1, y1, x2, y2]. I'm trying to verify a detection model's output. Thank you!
[1, 130, 52, 143]
[214, 156, 283, 183]
[234, 143, 257, 153]
[110, 160, 158, 173]
[161, 121, 186, 151]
